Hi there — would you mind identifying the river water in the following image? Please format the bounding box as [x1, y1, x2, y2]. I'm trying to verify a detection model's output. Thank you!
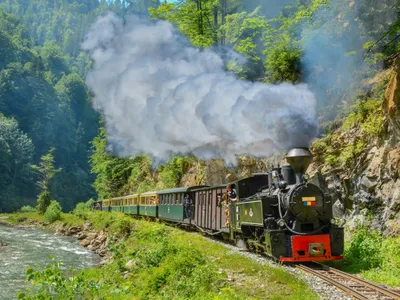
[0, 224, 100, 299]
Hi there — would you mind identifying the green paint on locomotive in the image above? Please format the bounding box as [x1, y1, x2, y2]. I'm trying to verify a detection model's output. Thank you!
[235, 200, 264, 227]
[139, 206, 157, 217]
[158, 205, 184, 221]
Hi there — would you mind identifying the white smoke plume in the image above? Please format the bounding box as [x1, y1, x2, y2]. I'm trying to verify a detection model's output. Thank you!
[83, 13, 317, 164]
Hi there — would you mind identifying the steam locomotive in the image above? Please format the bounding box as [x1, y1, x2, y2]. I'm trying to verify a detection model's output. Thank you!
[99, 148, 344, 262]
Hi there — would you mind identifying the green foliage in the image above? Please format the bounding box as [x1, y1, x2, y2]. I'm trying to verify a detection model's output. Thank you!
[37, 191, 51, 215]
[157, 157, 196, 190]
[150, 1, 216, 48]
[18, 258, 98, 300]
[32, 148, 61, 192]
[0, 6, 100, 212]
[344, 226, 383, 270]
[72, 198, 95, 218]
[44, 200, 62, 223]
[0, 114, 34, 212]
[333, 226, 400, 287]
[18, 213, 318, 299]
[19, 205, 36, 213]
[264, 35, 302, 83]
[90, 127, 199, 198]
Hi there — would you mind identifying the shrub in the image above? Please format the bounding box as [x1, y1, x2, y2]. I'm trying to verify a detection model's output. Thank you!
[37, 191, 51, 215]
[20, 205, 36, 213]
[73, 199, 96, 218]
[344, 226, 382, 270]
[44, 200, 62, 223]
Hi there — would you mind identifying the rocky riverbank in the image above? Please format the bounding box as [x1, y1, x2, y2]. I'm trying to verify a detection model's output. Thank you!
[53, 222, 109, 258]
[0, 214, 110, 261]
[0, 220, 100, 299]
[1, 212, 319, 299]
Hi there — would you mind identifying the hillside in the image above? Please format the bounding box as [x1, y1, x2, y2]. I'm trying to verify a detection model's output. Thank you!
[1, 1, 399, 226]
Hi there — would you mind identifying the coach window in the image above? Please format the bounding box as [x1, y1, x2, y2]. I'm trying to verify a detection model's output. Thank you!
[179, 193, 183, 205]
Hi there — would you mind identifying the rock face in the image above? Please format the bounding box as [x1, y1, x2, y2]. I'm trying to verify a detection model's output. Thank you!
[385, 58, 400, 139]
[307, 64, 400, 235]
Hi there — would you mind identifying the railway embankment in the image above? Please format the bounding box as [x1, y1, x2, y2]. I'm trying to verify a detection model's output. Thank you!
[1, 211, 319, 299]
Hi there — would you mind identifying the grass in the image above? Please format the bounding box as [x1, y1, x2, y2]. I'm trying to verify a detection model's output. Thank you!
[5, 211, 400, 291]
[4, 211, 317, 299]
[330, 225, 400, 287]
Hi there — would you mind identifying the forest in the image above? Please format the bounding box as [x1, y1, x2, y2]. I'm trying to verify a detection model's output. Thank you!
[0, 0, 399, 212]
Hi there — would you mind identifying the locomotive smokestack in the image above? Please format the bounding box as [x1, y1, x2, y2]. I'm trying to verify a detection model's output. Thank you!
[285, 148, 313, 184]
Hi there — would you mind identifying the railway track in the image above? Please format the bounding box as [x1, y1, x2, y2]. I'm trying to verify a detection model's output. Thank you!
[296, 263, 400, 300]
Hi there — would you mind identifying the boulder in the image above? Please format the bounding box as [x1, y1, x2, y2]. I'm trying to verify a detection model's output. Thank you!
[80, 239, 91, 247]
[76, 232, 87, 240]
[67, 226, 81, 236]
[85, 232, 98, 241]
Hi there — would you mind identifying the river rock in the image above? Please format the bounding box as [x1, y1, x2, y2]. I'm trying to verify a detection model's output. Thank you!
[80, 239, 91, 247]
[67, 226, 82, 236]
[76, 232, 87, 240]
[85, 232, 98, 241]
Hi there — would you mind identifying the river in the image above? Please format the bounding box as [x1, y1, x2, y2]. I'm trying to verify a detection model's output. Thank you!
[0, 224, 101, 299]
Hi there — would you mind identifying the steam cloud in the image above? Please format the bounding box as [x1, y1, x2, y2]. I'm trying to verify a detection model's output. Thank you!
[83, 13, 317, 164]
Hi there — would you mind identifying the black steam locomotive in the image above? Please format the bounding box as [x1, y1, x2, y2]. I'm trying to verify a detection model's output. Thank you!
[100, 148, 344, 262]
[233, 148, 344, 262]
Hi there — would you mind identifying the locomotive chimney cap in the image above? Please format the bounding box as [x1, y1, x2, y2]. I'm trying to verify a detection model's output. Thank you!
[285, 148, 313, 174]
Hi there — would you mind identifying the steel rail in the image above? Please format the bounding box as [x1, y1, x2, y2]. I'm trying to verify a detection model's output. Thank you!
[297, 263, 400, 300]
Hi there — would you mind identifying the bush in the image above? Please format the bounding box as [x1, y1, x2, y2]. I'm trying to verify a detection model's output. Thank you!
[73, 198, 97, 218]
[37, 191, 51, 215]
[20, 205, 36, 213]
[344, 226, 382, 271]
[44, 200, 62, 223]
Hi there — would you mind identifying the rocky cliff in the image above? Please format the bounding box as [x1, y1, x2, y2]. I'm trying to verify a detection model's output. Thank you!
[309, 62, 400, 236]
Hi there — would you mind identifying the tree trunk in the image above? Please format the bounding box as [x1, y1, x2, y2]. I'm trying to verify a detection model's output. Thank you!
[213, 5, 219, 45]
[220, 0, 227, 45]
